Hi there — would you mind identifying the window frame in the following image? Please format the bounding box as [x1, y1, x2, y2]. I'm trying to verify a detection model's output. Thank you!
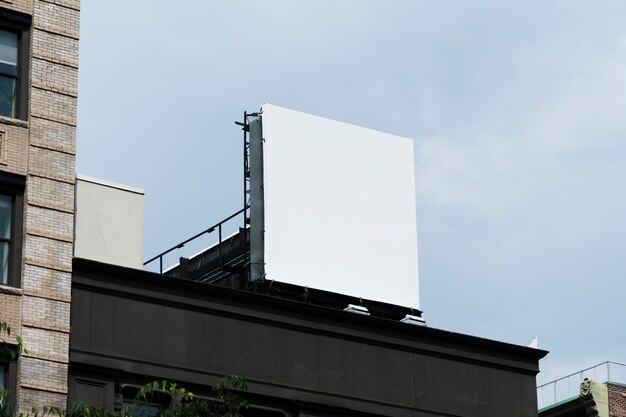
[0, 7, 31, 120]
[0, 171, 23, 288]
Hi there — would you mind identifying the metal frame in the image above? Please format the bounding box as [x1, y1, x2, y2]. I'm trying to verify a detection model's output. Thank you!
[143, 207, 246, 275]
[145, 110, 262, 284]
[238, 111, 251, 232]
[236, 110, 263, 285]
[247, 111, 264, 284]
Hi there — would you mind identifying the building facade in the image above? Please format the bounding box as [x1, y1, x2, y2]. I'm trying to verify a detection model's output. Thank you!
[0, 0, 79, 412]
[69, 257, 547, 417]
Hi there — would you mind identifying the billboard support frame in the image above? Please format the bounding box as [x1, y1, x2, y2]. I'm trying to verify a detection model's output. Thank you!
[247, 111, 265, 284]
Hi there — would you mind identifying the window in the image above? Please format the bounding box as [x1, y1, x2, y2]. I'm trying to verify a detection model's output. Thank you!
[0, 364, 7, 414]
[119, 386, 167, 417]
[0, 194, 11, 284]
[0, 171, 23, 287]
[0, 351, 17, 415]
[0, 30, 17, 118]
[121, 399, 162, 417]
[0, 8, 30, 120]
[0, 363, 9, 404]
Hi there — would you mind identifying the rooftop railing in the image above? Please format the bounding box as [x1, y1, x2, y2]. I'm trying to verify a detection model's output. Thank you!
[537, 361, 626, 410]
[144, 207, 247, 274]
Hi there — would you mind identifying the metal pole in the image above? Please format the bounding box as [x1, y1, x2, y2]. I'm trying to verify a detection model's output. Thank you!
[218, 223, 223, 267]
[243, 111, 248, 231]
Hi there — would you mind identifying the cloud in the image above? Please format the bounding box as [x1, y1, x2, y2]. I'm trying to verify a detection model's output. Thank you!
[529, 36, 626, 153]
[415, 36, 626, 212]
[415, 135, 523, 209]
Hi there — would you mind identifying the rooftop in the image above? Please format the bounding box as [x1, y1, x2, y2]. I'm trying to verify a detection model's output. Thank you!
[537, 361, 626, 410]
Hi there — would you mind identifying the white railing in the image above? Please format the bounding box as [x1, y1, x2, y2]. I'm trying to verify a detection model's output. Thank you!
[537, 361, 626, 410]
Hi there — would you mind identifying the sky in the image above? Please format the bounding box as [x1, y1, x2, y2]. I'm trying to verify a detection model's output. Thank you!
[76, 1, 626, 387]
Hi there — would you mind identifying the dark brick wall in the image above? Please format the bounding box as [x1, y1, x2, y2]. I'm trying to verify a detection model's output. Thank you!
[608, 384, 626, 417]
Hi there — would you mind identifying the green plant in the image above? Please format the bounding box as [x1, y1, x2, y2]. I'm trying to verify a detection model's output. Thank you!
[211, 375, 248, 417]
[66, 401, 120, 417]
[1, 319, 26, 417]
[0, 320, 28, 358]
[0, 387, 11, 417]
[135, 381, 194, 405]
[136, 376, 248, 417]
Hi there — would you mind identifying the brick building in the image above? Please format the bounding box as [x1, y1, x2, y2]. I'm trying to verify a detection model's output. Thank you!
[608, 384, 626, 417]
[0, 0, 79, 412]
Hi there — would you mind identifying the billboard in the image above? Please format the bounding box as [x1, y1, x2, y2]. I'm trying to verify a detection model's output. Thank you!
[253, 104, 419, 309]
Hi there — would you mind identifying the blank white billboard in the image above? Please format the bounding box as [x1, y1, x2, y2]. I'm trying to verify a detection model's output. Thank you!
[261, 104, 419, 309]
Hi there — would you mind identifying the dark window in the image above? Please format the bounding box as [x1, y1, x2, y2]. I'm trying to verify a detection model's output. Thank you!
[121, 399, 161, 417]
[0, 8, 30, 120]
[0, 30, 17, 118]
[119, 386, 167, 417]
[0, 364, 7, 414]
[0, 172, 23, 287]
[0, 350, 17, 415]
[0, 194, 12, 284]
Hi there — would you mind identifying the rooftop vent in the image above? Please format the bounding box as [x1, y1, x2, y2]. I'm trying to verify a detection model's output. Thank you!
[343, 304, 370, 316]
[400, 314, 426, 326]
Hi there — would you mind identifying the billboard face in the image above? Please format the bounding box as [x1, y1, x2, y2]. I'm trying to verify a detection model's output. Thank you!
[259, 104, 419, 309]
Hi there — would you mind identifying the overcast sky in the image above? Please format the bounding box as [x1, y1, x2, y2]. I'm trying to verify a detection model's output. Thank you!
[76, 1, 626, 387]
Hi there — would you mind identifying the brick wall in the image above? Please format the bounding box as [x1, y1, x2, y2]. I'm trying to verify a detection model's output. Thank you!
[0, 290, 22, 344]
[0, 0, 32, 15]
[0, 122, 29, 174]
[0, 0, 32, 412]
[19, 0, 79, 410]
[609, 384, 626, 417]
[0, 0, 79, 412]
